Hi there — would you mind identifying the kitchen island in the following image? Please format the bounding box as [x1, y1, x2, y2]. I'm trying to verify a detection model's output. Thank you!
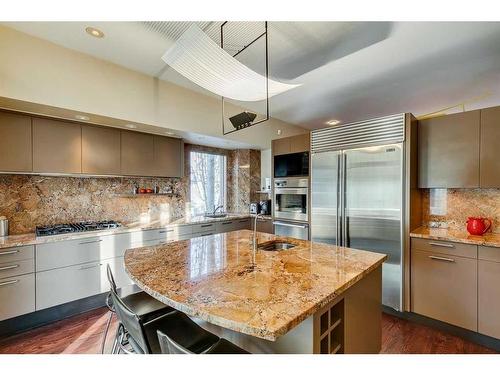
[124, 230, 387, 354]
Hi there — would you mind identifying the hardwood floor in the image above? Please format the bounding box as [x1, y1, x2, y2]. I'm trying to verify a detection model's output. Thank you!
[0, 310, 495, 354]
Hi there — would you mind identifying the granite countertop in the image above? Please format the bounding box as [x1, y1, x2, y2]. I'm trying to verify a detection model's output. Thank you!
[124, 230, 387, 341]
[410, 226, 500, 248]
[0, 213, 272, 250]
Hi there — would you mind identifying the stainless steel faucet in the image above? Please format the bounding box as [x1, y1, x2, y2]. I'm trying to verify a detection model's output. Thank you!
[213, 205, 224, 214]
[252, 213, 263, 251]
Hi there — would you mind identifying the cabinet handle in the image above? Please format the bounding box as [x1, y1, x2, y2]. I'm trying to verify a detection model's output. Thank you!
[201, 224, 213, 228]
[222, 222, 233, 225]
[0, 264, 20, 272]
[429, 242, 455, 248]
[159, 229, 174, 234]
[0, 279, 19, 287]
[238, 220, 249, 223]
[79, 239, 103, 245]
[201, 233, 213, 237]
[429, 255, 455, 263]
[78, 263, 102, 270]
[0, 250, 20, 256]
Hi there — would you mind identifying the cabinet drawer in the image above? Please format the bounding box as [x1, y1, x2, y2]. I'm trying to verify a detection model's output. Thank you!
[36, 257, 132, 310]
[192, 222, 216, 234]
[478, 259, 500, 339]
[0, 245, 34, 263]
[37, 234, 125, 271]
[216, 220, 236, 233]
[233, 218, 251, 230]
[411, 249, 477, 331]
[478, 246, 500, 263]
[0, 259, 34, 278]
[0, 273, 35, 321]
[411, 238, 477, 259]
[157, 226, 192, 240]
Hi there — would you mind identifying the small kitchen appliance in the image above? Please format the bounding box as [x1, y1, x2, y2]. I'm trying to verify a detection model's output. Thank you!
[259, 200, 271, 215]
[249, 203, 259, 215]
[0, 216, 8, 237]
[466, 217, 492, 235]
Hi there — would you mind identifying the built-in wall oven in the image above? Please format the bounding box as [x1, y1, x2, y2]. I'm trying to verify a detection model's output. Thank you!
[274, 177, 308, 222]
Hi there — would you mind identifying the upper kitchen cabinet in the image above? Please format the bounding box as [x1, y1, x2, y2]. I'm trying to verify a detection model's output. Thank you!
[120, 131, 155, 176]
[153, 136, 183, 177]
[33, 118, 82, 174]
[272, 133, 310, 156]
[82, 125, 121, 175]
[0, 111, 33, 172]
[480, 106, 500, 188]
[418, 110, 480, 188]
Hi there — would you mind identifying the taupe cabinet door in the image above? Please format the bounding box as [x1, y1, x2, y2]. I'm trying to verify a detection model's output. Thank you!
[480, 107, 500, 187]
[411, 249, 477, 331]
[272, 137, 291, 155]
[290, 133, 310, 153]
[153, 136, 183, 177]
[418, 110, 480, 188]
[33, 118, 82, 174]
[120, 131, 155, 176]
[82, 125, 121, 175]
[478, 246, 500, 339]
[272, 133, 310, 156]
[0, 112, 32, 172]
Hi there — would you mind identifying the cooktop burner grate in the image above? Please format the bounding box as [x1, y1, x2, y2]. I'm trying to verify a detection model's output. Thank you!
[36, 220, 121, 237]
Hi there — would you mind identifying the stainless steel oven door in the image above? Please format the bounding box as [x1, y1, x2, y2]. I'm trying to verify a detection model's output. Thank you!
[274, 187, 308, 222]
[273, 221, 309, 240]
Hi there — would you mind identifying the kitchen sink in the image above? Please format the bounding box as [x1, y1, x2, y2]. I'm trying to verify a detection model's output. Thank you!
[257, 240, 295, 251]
[204, 213, 228, 218]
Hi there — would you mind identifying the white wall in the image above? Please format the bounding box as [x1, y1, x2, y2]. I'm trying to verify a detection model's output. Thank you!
[260, 149, 272, 190]
[0, 25, 307, 149]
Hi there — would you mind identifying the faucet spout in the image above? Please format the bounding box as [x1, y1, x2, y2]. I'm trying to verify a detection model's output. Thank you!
[252, 213, 263, 251]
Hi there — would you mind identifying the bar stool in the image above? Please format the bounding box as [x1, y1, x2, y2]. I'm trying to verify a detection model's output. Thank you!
[157, 329, 250, 354]
[103, 265, 175, 354]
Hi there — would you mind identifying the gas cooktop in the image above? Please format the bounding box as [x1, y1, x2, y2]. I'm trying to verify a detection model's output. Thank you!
[36, 220, 122, 237]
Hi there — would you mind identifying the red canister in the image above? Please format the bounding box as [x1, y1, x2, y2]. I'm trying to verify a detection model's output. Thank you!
[466, 217, 492, 235]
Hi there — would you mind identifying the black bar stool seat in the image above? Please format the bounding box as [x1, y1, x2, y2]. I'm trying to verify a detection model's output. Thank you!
[150, 312, 219, 354]
[205, 338, 250, 354]
[121, 290, 174, 322]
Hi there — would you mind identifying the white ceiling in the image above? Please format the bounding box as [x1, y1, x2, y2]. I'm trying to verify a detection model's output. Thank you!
[3, 21, 500, 129]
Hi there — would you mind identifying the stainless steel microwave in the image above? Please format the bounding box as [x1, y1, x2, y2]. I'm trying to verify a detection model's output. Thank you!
[274, 152, 309, 178]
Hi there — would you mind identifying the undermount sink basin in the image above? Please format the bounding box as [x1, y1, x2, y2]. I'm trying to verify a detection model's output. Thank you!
[204, 213, 228, 218]
[257, 240, 296, 251]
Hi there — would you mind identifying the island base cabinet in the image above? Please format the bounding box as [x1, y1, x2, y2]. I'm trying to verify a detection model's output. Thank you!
[36, 257, 131, 310]
[411, 250, 477, 331]
[478, 260, 500, 339]
[0, 274, 35, 321]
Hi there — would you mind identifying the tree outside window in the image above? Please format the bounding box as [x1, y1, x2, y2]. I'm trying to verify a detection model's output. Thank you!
[190, 151, 227, 216]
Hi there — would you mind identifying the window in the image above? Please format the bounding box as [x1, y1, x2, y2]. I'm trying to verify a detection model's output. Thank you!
[190, 151, 227, 216]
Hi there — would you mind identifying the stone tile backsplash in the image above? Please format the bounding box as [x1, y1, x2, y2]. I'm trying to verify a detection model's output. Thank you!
[0, 144, 260, 235]
[422, 188, 500, 233]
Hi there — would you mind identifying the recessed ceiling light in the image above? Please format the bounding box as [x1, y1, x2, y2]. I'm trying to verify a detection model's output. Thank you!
[85, 27, 104, 39]
[326, 119, 341, 126]
[277, 129, 282, 135]
[75, 114, 89, 121]
[125, 124, 137, 129]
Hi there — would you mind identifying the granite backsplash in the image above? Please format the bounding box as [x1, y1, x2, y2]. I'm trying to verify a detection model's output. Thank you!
[0, 143, 260, 235]
[422, 188, 500, 233]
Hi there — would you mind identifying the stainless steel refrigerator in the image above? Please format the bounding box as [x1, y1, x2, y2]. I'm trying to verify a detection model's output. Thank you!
[311, 113, 415, 311]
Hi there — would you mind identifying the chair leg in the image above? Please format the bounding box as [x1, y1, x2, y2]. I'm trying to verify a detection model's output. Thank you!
[101, 310, 114, 354]
[111, 324, 123, 354]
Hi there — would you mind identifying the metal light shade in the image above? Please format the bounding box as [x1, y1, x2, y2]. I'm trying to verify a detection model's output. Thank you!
[161, 25, 300, 102]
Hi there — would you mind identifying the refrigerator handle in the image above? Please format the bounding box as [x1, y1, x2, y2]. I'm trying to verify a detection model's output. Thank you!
[341, 152, 348, 247]
[336, 153, 341, 246]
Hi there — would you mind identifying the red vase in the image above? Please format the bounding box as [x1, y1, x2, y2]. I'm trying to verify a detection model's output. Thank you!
[466, 217, 492, 235]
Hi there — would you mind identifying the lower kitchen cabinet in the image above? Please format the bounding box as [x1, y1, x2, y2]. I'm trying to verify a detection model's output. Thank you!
[411, 248, 477, 331]
[0, 273, 35, 321]
[252, 219, 274, 234]
[36, 257, 131, 310]
[478, 246, 500, 339]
